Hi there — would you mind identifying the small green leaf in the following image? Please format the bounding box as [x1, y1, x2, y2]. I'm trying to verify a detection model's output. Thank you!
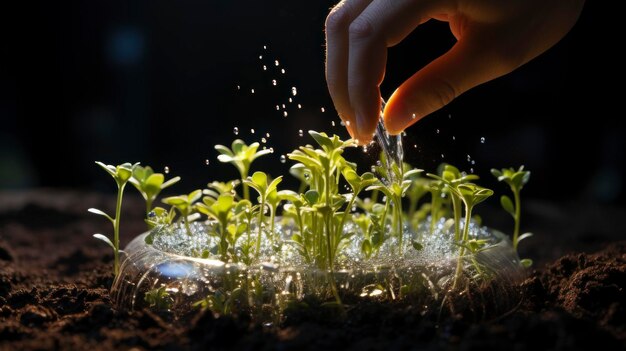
[88, 208, 114, 223]
[412, 241, 424, 251]
[304, 190, 319, 205]
[500, 195, 515, 217]
[517, 232, 533, 243]
[361, 239, 372, 257]
[251, 171, 267, 188]
[520, 258, 533, 268]
[93, 234, 115, 250]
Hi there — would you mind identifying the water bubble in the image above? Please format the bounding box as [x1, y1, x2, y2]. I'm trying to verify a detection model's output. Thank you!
[282, 104, 286, 109]
[480, 137, 485, 143]
[205, 159, 210, 165]
[448, 114, 452, 119]
[272, 79, 277, 86]
[471, 160, 475, 165]
[411, 113, 416, 119]
[291, 87, 297, 96]
[288, 98, 292, 103]
[281, 68, 285, 74]
[362, 145, 368, 152]
[266, 133, 270, 138]
[269, 147, 274, 153]
[297, 104, 302, 109]
[467, 154, 471, 162]
[164, 166, 170, 174]
[262, 65, 267, 71]
[452, 136, 456, 141]
[250, 128, 255, 134]
[233, 127, 239, 135]
[280, 155, 286, 163]
[376, 160, 382, 167]
[261, 137, 267, 143]
[340, 120, 345, 126]
[283, 111, 288, 117]
[274, 60, 279, 66]
[413, 144, 417, 149]
[236, 85, 240, 90]
[331, 120, 335, 127]
[147, 211, 156, 218]
[263, 45, 267, 50]
[441, 154, 445, 159]
[275, 105, 280, 111]
[259, 55, 263, 60]
[251, 89, 255, 94]
[298, 129, 303, 137]
[321, 107, 325, 113]
[436, 129, 440, 134]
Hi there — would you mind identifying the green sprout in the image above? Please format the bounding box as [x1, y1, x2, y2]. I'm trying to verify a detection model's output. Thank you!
[162, 190, 202, 236]
[492, 166, 532, 267]
[243, 171, 283, 257]
[89, 161, 137, 275]
[215, 140, 272, 201]
[196, 194, 235, 262]
[130, 165, 180, 219]
[144, 286, 172, 310]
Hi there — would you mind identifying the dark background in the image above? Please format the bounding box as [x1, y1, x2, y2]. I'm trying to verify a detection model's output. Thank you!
[2, 1, 624, 206]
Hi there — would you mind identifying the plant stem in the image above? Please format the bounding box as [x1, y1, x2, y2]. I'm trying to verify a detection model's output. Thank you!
[451, 195, 462, 242]
[513, 190, 521, 250]
[255, 198, 265, 258]
[145, 199, 153, 218]
[452, 206, 473, 290]
[113, 183, 126, 276]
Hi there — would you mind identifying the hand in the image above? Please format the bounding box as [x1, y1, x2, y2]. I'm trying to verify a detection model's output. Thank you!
[325, 0, 585, 144]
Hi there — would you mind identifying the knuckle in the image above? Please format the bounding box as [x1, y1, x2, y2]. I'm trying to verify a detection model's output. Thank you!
[430, 79, 458, 109]
[325, 6, 351, 34]
[348, 17, 374, 41]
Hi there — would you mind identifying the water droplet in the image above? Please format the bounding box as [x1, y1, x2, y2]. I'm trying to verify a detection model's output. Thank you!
[298, 129, 303, 137]
[250, 128, 255, 134]
[275, 105, 280, 110]
[251, 88, 255, 94]
[262, 65, 267, 71]
[263, 45, 267, 50]
[283, 111, 288, 117]
[401, 131, 407, 137]
[147, 211, 156, 218]
[470, 168, 474, 173]
[236, 85, 240, 90]
[340, 120, 345, 126]
[371, 165, 376, 172]
[281, 68, 285, 74]
[321, 107, 325, 113]
[411, 113, 416, 119]
[297, 104, 302, 109]
[280, 155, 286, 163]
[376, 160, 382, 167]
[274, 60, 279, 66]
[259, 55, 263, 60]
[413, 144, 417, 149]
[471, 160, 475, 165]
[480, 137, 485, 143]
[272, 79, 277, 86]
[448, 114, 452, 119]
[261, 137, 267, 143]
[269, 147, 274, 153]
[291, 87, 297, 96]
[233, 127, 239, 135]
[164, 166, 170, 174]
[205, 159, 210, 165]
[331, 120, 335, 127]
[288, 97, 292, 103]
[436, 129, 440, 134]
[362, 145, 368, 152]
[452, 136, 456, 141]
[441, 154, 445, 159]
[266, 132, 270, 138]
[467, 154, 471, 162]
[282, 104, 286, 109]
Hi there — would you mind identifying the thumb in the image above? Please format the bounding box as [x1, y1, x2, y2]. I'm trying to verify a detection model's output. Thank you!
[383, 34, 518, 134]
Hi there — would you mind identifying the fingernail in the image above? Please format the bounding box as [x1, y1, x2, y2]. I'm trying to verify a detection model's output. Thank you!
[355, 111, 374, 145]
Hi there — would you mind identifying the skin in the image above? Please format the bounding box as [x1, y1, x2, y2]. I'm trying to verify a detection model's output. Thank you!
[325, 0, 585, 144]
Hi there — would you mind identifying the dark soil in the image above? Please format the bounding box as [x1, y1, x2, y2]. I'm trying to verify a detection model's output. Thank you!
[1, 189, 625, 350]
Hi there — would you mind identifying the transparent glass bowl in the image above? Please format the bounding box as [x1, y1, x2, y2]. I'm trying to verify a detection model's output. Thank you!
[111, 218, 526, 322]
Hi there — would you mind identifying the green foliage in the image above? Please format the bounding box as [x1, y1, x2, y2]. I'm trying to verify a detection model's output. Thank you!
[162, 190, 202, 236]
[130, 165, 180, 219]
[215, 139, 272, 200]
[144, 286, 172, 310]
[89, 161, 138, 275]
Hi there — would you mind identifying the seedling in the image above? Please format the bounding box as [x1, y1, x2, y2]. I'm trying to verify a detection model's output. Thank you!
[130, 165, 180, 218]
[89, 161, 138, 275]
[144, 286, 172, 310]
[215, 140, 272, 201]
[243, 171, 283, 257]
[162, 190, 202, 236]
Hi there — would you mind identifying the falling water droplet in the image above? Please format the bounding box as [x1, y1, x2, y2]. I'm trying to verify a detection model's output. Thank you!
[448, 114, 452, 119]
[261, 137, 267, 143]
[251, 89, 255, 94]
[263, 65, 267, 71]
[298, 129, 303, 137]
[321, 107, 326, 113]
[263, 45, 267, 50]
[413, 144, 417, 149]
[297, 104, 302, 109]
[281, 68, 285, 74]
[205, 159, 210, 165]
[331, 120, 335, 127]
[250, 128, 255, 134]
[470, 168, 474, 173]
[164, 166, 170, 174]
[266, 133, 270, 138]
[471, 160, 475, 165]
[452, 136, 456, 141]
[480, 137, 485, 143]
[467, 154, 471, 162]
[274, 60, 279, 66]
[411, 113, 416, 119]
[340, 120, 345, 126]
[275, 105, 280, 110]
[436, 129, 440, 134]
[371, 165, 376, 172]
[280, 155, 286, 163]
[233, 127, 239, 135]
[282, 104, 286, 109]
[236, 85, 240, 90]
[288, 98, 292, 103]
[441, 154, 445, 159]
[269, 147, 274, 153]
[259, 55, 263, 60]
[283, 111, 288, 117]
[291, 87, 297, 96]
[272, 79, 277, 86]
[345, 121, 351, 126]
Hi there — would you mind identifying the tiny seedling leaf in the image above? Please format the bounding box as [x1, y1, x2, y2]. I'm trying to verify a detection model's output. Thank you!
[93, 234, 115, 250]
[520, 258, 533, 268]
[88, 208, 114, 223]
[500, 195, 515, 217]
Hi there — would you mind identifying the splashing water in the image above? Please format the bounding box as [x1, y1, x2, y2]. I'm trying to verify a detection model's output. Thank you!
[374, 100, 404, 185]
